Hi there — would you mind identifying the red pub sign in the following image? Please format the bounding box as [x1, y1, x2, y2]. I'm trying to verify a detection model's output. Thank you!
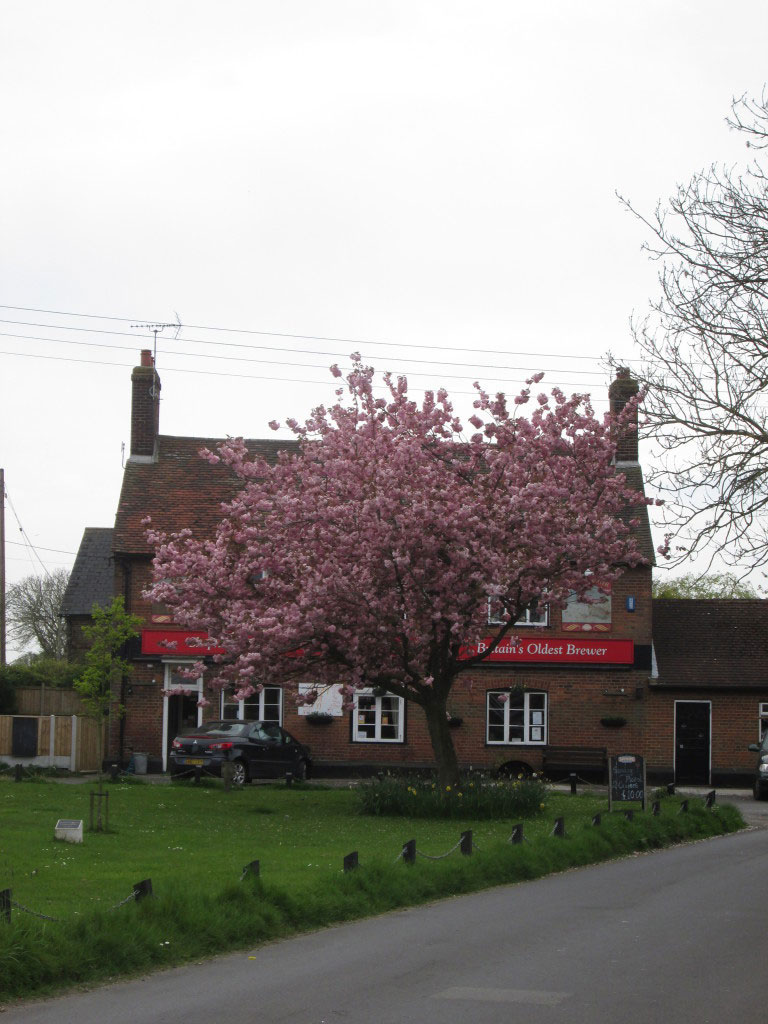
[141, 629, 226, 657]
[461, 636, 634, 665]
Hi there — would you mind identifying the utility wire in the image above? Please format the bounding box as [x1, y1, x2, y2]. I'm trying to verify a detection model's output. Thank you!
[6, 540, 77, 555]
[0, 348, 612, 398]
[0, 303, 630, 363]
[4, 488, 51, 579]
[0, 332, 610, 387]
[0, 319, 606, 376]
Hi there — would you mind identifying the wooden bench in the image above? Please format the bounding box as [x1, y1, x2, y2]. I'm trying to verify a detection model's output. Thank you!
[542, 745, 607, 782]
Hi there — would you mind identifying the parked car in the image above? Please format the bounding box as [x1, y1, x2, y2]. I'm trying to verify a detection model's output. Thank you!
[169, 720, 311, 785]
[748, 734, 768, 799]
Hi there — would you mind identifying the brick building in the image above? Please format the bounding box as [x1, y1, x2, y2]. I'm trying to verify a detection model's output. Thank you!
[63, 351, 766, 785]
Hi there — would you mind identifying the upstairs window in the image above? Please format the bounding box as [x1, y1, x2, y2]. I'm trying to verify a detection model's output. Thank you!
[488, 599, 548, 627]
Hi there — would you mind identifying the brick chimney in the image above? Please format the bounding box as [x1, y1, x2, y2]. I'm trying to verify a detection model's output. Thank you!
[130, 350, 161, 460]
[608, 367, 639, 463]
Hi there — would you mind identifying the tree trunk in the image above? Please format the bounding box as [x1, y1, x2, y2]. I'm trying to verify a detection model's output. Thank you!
[422, 693, 461, 788]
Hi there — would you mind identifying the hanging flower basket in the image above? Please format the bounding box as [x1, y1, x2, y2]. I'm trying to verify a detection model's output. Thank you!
[447, 716, 463, 728]
[600, 716, 627, 728]
[305, 712, 335, 725]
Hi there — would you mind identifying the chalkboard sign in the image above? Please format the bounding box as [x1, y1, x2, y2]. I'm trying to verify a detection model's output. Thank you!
[609, 754, 646, 810]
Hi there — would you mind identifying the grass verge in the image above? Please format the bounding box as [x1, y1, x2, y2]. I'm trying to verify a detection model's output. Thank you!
[0, 779, 744, 1002]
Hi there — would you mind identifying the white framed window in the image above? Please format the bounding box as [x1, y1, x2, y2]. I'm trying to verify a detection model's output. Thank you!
[221, 686, 283, 723]
[760, 703, 768, 740]
[486, 690, 547, 744]
[352, 690, 404, 743]
[487, 599, 548, 627]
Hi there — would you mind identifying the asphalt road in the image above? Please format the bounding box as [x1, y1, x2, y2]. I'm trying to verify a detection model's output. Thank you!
[7, 806, 768, 1024]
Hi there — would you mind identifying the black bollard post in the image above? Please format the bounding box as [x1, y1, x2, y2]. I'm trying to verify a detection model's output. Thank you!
[592, 812, 602, 826]
[0, 889, 10, 923]
[343, 851, 359, 872]
[241, 860, 260, 880]
[705, 790, 716, 809]
[624, 809, 634, 822]
[552, 817, 565, 838]
[285, 772, 294, 787]
[569, 773, 577, 795]
[509, 823, 524, 844]
[134, 879, 153, 902]
[460, 830, 472, 856]
[14, 764, 22, 783]
[667, 782, 675, 796]
[402, 839, 416, 864]
[651, 800, 661, 816]
[110, 763, 119, 782]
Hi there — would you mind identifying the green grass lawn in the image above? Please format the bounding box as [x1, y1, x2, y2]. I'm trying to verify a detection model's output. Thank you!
[0, 777, 590, 919]
[0, 775, 745, 1001]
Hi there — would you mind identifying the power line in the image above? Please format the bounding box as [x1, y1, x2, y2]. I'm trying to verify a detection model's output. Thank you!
[0, 348, 613, 397]
[3, 487, 52, 579]
[0, 303, 628, 363]
[0, 332, 611, 387]
[7, 540, 77, 555]
[0, 319, 607, 376]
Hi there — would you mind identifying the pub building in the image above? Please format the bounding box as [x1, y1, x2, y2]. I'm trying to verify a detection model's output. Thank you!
[60, 354, 768, 787]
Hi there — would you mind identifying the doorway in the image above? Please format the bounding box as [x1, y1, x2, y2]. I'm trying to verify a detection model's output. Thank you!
[161, 663, 202, 770]
[674, 701, 711, 785]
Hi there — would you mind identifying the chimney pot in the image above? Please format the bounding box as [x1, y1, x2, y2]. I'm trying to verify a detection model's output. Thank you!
[140, 349, 153, 368]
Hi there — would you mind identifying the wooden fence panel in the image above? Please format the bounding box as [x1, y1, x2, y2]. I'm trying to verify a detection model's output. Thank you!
[14, 687, 85, 716]
[76, 718, 103, 772]
[0, 717, 11, 758]
[53, 717, 73, 757]
[0, 715, 102, 770]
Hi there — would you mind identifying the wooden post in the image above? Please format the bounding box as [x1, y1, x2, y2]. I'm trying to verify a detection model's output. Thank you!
[134, 879, 153, 901]
[241, 860, 260, 880]
[343, 851, 359, 872]
[0, 888, 10, 923]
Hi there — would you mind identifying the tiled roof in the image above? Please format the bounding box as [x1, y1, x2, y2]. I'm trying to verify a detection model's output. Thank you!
[616, 464, 655, 564]
[112, 435, 655, 562]
[60, 527, 115, 615]
[653, 598, 768, 688]
[113, 435, 299, 554]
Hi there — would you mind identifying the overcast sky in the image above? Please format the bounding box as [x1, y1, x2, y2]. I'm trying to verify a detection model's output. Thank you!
[2, 1, 767, 659]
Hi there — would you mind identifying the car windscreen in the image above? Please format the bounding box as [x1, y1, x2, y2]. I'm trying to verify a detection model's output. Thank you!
[182, 722, 249, 737]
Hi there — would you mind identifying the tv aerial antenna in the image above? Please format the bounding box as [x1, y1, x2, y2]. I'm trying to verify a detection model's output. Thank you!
[130, 313, 183, 394]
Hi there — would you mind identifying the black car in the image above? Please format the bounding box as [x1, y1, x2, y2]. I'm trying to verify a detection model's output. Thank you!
[748, 733, 768, 799]
[170, 720, 311, 785]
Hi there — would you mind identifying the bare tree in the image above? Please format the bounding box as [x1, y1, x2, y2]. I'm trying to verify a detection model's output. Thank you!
[618, 91, 768, 570]
[6, 569, 69, 659]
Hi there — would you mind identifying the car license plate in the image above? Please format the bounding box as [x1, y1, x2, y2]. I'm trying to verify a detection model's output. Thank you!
[184, 758, 205, 766]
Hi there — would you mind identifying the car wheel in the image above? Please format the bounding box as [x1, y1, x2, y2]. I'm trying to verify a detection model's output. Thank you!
[231, 759, 248, 786]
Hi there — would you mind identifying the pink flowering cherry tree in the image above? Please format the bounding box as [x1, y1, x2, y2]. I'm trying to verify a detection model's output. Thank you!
[146, 358, 649, 787]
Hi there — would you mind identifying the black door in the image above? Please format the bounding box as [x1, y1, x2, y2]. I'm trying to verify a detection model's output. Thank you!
[12, 717, 38, 758]
[675, 701, 711, 785]
[167, 695, 199, 766]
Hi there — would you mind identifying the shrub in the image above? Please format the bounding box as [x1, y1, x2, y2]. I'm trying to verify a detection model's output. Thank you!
[357, 772, 549, 819]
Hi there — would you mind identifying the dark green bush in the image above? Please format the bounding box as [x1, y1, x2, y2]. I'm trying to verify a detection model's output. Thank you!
[358, 772, 549, 819]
